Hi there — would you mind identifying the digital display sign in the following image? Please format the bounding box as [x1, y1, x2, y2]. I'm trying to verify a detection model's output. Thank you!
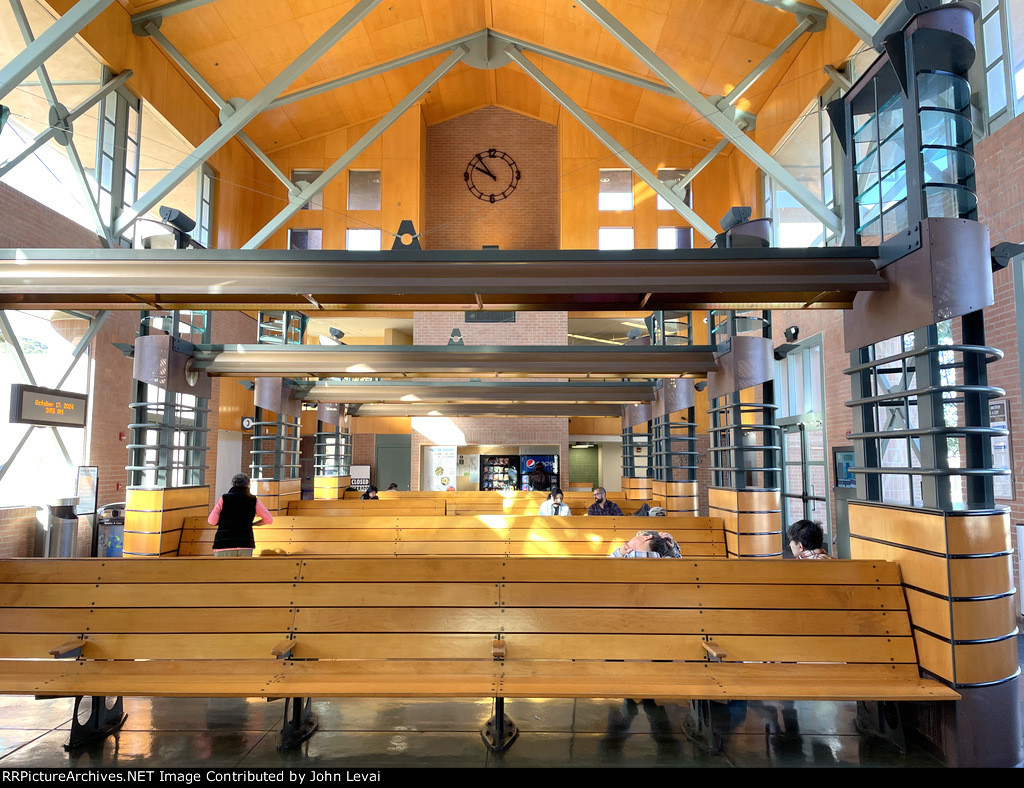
[9, 384, 88, 428]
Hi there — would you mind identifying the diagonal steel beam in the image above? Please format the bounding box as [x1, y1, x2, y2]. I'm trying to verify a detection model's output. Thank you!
[141, 21, 296, 192]
[573, 0, 841, 235]
[115, 0, 386, 237]
[816, 0, 880, 46]
[9, 0, 112, 247]
[723, 15, 818, 107]
[0, 310, 36, 385]
[506, 46, 717, 242]
[243, 47, 468, 250]
[55, 310, 109, 388]
[0, 0, 116, 102]
[0, 68, 132, 177]
[268, 31, 483, 110]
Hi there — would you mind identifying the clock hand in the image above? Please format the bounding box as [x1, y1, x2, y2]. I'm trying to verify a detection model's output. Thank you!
[475, 165, 497, 181]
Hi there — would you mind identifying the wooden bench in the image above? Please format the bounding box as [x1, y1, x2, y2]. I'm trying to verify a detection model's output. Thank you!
[178, 515, 727, 558]
[296, 494, 650, 516]
[0, 556, 958, 753]
[286, 498, 445, 516]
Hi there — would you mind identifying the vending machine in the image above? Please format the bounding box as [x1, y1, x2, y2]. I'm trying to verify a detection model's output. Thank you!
[480, 455, 520, 491]
[521, 455, 559, 491]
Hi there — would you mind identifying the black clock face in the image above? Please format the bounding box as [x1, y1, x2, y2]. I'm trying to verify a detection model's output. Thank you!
[464, 149, 521, 203]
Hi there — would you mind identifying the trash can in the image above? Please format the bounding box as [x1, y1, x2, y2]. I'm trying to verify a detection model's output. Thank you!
[44, 497, 80, 557]
[96, 502, 126, 558]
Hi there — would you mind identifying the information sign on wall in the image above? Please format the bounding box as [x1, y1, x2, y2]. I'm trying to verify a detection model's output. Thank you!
[9, 384, 87, 428]
[350, 465, 371, 492]
[423, 446, 457, 491]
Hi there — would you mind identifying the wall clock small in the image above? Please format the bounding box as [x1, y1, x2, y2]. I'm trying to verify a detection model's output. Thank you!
[464, 149, 521, 203]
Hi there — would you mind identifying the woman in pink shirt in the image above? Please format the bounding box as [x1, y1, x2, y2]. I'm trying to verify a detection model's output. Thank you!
[207, 473, 273, 557]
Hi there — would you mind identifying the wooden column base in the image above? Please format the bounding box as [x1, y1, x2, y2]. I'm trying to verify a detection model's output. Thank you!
[708, 488, 781, 558]
[123, 486, 209, 557]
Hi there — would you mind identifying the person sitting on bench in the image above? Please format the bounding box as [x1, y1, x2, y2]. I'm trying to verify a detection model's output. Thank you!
[588, 487, 623, 516]
[787, 519, 832, 560]
[611, 530, 679, 558]
[539, 487, 570, 515]
[361, 486, 379, 500]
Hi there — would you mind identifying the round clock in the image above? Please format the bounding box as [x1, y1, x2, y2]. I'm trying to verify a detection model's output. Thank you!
[464, 149, 521, 203]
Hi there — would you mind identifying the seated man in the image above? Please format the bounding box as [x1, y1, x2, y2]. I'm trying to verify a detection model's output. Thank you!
[787, 519, 832, 560]
[611, 530, 679, 558]
[588, 487, 623, 516]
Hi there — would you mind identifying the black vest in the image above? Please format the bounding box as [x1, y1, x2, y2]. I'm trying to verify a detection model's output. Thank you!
[212, 486, 259, 550]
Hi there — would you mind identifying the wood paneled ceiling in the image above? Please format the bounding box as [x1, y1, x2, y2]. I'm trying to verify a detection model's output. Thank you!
[115, 0, 822, 152]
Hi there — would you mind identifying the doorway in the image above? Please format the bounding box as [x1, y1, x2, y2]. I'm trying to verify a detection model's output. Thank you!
[375, 434, 412, 491]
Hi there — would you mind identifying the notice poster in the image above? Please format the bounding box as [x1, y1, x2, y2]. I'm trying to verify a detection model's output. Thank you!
[350, 465, 371, 492]
[990, 400, 1014, 500]
[423, 446, 457, 491]
[457, 452, 479, 490]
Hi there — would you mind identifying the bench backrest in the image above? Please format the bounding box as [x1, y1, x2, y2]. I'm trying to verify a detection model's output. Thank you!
[295, 493, 646, 516]
[287, 499, 446, 516]
[178, 515, 725, 558]
[0, 557, 920, 676]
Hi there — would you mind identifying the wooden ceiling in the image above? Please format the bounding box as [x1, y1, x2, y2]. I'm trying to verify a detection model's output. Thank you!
[115, 0, 820, 152]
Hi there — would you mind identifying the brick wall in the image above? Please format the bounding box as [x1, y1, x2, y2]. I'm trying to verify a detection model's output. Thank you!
[0, 507, 38, 558]
[976, 112, 1024, 617]
[0, 183, 103, 249]
[410, 310, 570, 489]
[424, 107, 559, 250]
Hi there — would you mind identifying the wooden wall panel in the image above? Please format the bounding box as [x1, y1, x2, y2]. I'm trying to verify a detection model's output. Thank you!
[124, 486, 210, 558]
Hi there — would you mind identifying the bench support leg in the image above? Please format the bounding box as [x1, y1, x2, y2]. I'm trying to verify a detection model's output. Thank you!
[682, 699, 724, 755]
[481, 697, 519, 752]
[278, 697, 318, 751]
[855, 700, 906, 754]
[65, 696, 127, 750]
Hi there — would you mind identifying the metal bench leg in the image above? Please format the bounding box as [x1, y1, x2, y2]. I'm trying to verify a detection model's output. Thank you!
[482, 697, 519, 752]
[682, 699, 723, 754]
[855, 700, 907, 754]
[278, 697, 318, 751]
[65, 695, 127, 750]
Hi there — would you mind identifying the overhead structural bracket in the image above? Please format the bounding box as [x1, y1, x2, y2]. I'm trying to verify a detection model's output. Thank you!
[506, 46, 718, 242]
[816, 0, 881, 46]
[0, 68, 132, 177]
[130, 0, 223, 31]
[115, 0, 387, 238]
[573, 0, 842, 236]
[243, 46, 468, 250]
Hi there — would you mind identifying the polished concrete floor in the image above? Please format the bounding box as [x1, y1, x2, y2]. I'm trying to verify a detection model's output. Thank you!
[0, 693, 949, 768]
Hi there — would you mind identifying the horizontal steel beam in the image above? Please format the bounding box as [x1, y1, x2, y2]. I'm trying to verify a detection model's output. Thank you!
[192, 345, 720, 379]
[0, 248, 885, 312]
[353, 402, 624, 417]
[303, 380, 659, 403]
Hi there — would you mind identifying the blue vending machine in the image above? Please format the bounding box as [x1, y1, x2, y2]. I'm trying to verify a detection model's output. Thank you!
[521, 455, 558, 491]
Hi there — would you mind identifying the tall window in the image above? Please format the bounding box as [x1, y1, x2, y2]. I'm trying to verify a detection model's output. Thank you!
[348, 170, 381, 210]
[95, 85, 141, 247]
[291, 169, 323, 210]
[764, 99, 837, 247]
[195, 165, 215, 248]
[599, 169, 633, 211]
